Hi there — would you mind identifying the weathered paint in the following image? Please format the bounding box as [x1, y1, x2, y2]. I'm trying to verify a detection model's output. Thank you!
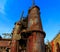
[26, 32, 45, 52]
[26, 5, 45, 52]
[11, 40, 17, 52]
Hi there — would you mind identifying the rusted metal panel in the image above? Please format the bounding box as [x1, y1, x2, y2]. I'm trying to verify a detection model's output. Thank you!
[26, 6, 45, 52]
[11, 40, 17, 52]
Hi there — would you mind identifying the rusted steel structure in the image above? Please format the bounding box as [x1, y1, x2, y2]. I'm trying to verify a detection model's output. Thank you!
[0, 1, 46, 52]
[26, 5, 46, 52]
[10, 4, 46, 52]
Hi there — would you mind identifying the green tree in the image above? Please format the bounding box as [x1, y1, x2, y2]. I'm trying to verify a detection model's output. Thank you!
[2, 33, 12, 39]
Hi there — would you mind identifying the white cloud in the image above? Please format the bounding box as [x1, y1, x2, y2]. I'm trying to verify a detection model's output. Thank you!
[0, 0, 7, 14]
[0, 0, 10, 22]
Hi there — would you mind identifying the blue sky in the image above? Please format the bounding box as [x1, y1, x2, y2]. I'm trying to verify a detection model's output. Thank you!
[0, 0, 60, 42]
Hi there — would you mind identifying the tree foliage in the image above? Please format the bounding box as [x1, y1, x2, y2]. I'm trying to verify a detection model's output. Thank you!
[2, 33, 12, 39]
